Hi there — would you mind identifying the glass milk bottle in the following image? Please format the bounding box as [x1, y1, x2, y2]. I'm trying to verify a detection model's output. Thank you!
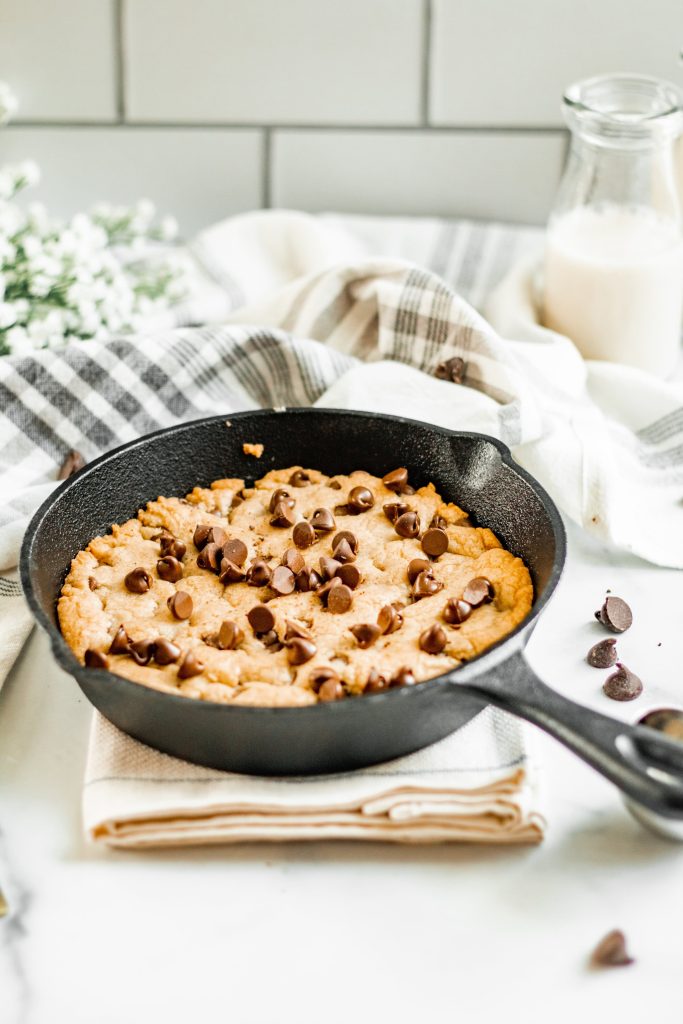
[542, 74, 683, 377]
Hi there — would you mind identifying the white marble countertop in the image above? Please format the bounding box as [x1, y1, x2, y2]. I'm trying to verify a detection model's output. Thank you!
[2, 516, 682, 1023]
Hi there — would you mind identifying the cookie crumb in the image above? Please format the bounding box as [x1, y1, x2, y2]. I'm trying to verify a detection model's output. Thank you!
[243, 442, 264, 458]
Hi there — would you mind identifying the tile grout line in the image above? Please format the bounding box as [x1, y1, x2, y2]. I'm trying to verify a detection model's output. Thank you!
[262, 128, 272, 208]
[5, 121, 566, 134]
[113, 0, 126, 122]
[421, 0, 432, 127]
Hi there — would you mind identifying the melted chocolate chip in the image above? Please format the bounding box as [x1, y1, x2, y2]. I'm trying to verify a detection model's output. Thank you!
[246, 559, 272, 587]
[336, 563, 361, 589]
[168, 591, 193, 620]
[204, 620, 244, 650]
[419, 623, 447, 654]
[350, 623, 382, 648]
[296, 567, 323, 592]
[382, 468, 409, 493]
[270, 501, 297, 528]
[109, 625, 131, 655]
[435, 356, 465, 384]
[319, 556, 342, 581]
[590, 930, 634, 968]
[365, 669, 389, 693]
[383, 502, 409, 524]
[222, 538, 248, 566]
[603, 663, 643, 702]
[332, 531, 358, 555]
[289, 469, 311, 487]
[219, 558, 246, 584]
[347, 486, 374, 514]
[421, 527, 449, 558]
[413, 571, 444, 600]
[310, 507, 335, 534]
[309, 667, 340, 693]
[159, 535, 186, 560]
[318, 678, 345, 701]
[462, 577, 494, 607]
[377, 603, 403, 634]
[282, 548, 305, 575]
[286, 637, 317, 665]
[178, 651, 204, 680]
[157, 555, 184, 583]
[124, 567, 152, 594]
[587, 638, 618, 668]
[395, 511, 420, 539]
[327, 583, 353, 614]
[595, 596, 633, 633]
[247, 605, 276, 634]
[269, 488, 294, 513]
[292, 521, 316, 549]
[407, 558, 431, 584]
[129, 639, 155, 666]
[154, 638, 181, 665]
[328, 479, 342, 490]
[390, 667, 416, 688]
[88, 576, 99, 591]
[271, 565, 296, 595]
[57, 449, 86, 480]
[84, 648, 108, 669]
[443, 598, 471, 625]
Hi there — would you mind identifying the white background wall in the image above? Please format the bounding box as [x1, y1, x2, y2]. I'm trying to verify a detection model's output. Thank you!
[0, 0, 682, 237]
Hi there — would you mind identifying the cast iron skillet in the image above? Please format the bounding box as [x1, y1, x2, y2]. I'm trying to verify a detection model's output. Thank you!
[20, 409, 683, 818]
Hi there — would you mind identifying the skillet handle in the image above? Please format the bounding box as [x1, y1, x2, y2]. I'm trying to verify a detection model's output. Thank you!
[456, 650, 683, 819]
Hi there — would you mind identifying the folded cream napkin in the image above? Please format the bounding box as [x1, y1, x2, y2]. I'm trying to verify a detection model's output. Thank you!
[84, 708, 544, 848]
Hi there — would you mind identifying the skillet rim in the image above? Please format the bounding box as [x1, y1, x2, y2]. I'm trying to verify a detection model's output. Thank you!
[20, 407, 566, 715]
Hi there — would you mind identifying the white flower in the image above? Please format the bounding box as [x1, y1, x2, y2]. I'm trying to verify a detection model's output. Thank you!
[135, 198, 155, 222]
[29, 273, 52, 297]
[22, 235, 41, 259]
[159, 215, 178, 241]
[17, 160, 40, 188]
[0, 301, 17, 328]
[0, 170, 15, 201]
[0, 82, 18, 126]
[5, 326, 32, 355]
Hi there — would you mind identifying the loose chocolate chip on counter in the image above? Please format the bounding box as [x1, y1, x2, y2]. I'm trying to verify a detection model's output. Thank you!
[129, 639, 155, 666]
[85, 648, 108, 669]
[286, 637, 317, 665]
[462, 577, 494, 607]
[57, 449, 86, 480]
[310, 507, 336, 534]
[271, 565, 296, 596]
[168, 591, 193, 620]
[310, 667, 341, 693]
[193, 524, 227, 550]
[336, 563, 361, 590]
[284, 620, 312, 642]
[435, 356, 465, 384]
[292, 520, 316, 549]
[382, 467, 409, 493]
[318, 678, 345, 701]
[443, 598, 472, 625]
[587, 638, 618, 668]
[395, 511, 420, 539]
[590, 930, 634, 968]
[197, 542, 223, 572]
[390, 667, 417, 688]
[289, 469, 311, 487]
[332, 531, 358, 556]
[109, 625, 131, 655]
[157, 555, 184, 583]
[124, 567, 153, 594]
[638, 708, 683, 742]
[246, 559, 272, 587]
[413, 571, 444, 600]
[296, 566, 323, 592]
[421, 527, 449, 558]
[159, 535, 186, 560]
[247, 604, 276, 634]
[595, 596, 633, 633]
[178, 651, 205, 680]
[327, 583, 353, 614]
[429, 513, 448, 531]
[407, 558, 431, 584]
[365, 669, 389, 693]
[419, 623, 447, 654]
[347, 486, 375, 514]
[270, 501, 297, 528]
[350, 623, 382, 648]
[319, 556, 342, 581]
[269, 488, 294, 513]
[219, 559, 246, 585]
[222, 538, 248, 566]
[154, 638, 182, 665]
[331, 538, 356, 564]
[282, 548, 305, 575]
[383, 502, 409, 524]
[603, 663, 643, 702]
[377, 603, 403, 634]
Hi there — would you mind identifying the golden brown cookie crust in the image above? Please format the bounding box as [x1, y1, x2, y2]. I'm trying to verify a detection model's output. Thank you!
[58, 466, 533, 706]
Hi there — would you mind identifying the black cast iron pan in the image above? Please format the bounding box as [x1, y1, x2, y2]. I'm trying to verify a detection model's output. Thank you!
[20, 409, 683, 819]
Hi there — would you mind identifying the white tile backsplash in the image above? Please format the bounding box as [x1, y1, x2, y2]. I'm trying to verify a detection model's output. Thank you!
[124, 0, 423, 125]
[272, 130, 565, 224]
[431, 0, 683, 127]
[0, 128, 263, 236]
[0, 0, 117, 121]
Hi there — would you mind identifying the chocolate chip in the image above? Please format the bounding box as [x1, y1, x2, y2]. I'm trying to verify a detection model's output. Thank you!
[413, 571, 444, 600]
[590, 930, 634, 968]
[282, 548, 305, 575]
[219, 558, 246, 584]
[168, 591, 193, 620]
[284, 620, 312, 642]
[430, 513, 448, 530]
[269, 488, 294, 513]
[327, 583, 353, 614]
[383, 502, 409, 524]
[377, 603, 403, 634]
[289, 469, 311, 487]
[395, 511, 420, 539]
[310, 507, 335, 534]
[197, 542, 222, 572]
[336, 563, 361, 589]
[421, 527, 448, 558]
[246, 559, 272, 587]
[157, 555, 184, 583]
[109, 625, 131, 655]
[154, 638, 181, 665]
[390, 667, 416, 688]
[443, 598, 472, 624]
[247, 605, 276, 634]
[193, 524, 226, 550]
[595, 596, 633, 633]
[204, 620, 244, 650]
[365, 669, 389, 693]
[350, 623, 382, 648]
[462, 577, 494, 607]
[332, 531, 358, 555]
[286, 637, 317, 665]
[159, 535, 186, 560]
[88, 576, 99, 590]
[260, 629, 281, 650]
[178, 651, 204, 680]
[318, 678, 345, 701]
[296, 567, 323, 592]
[347, 486, 374, 514]
[419, 623, 447, 654]
[587, 638, 618, 668]
[270, 501, 297, 528]
[638, 708, 683, 742]
[401, 485, 415, 495]
[292, 521, 316, 549]
[129, 639, 155, 666]
[407, 558, 431, 584]
[124, 567, 152, 594]
[331, 538, 356, 564]
[271, 565, 296, 595]
[231, 493, 244, 508]
[319, 556, 342, 581]
[603, 663, 642, 702]
[309, 667, 340, 693]
[382, 468, 409, 493]
[57, 448, 86, 480]
[435, 356, 465, 384]
[222, 538, 248, 566]
[328, 479, 342, 490]
[317, 577, 342, 605]
[84, 648, 108, 669]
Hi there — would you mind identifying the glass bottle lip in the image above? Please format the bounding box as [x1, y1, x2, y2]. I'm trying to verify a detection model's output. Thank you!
[563, 73, 683, 146]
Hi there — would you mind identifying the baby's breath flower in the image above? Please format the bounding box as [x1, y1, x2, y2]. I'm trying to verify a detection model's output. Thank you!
[0, 301, 17, 328]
